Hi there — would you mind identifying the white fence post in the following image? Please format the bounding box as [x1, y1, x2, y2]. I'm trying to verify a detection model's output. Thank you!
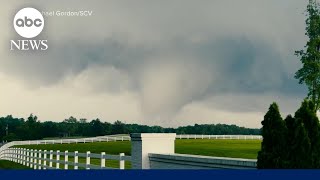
[23, 148, 29, 166]
[8, 148, 11, 161]
[6, 148, 9, 160]
[38, 150, 42, 169]
[86, 151, 91, 170]
[25, 149, 29, 166]
[10, 148, 12, 161]
[49, 150, 53, 168]
[6, 149, 9, 161]
[17, 148, 20, 164]
[100, 152, 105, 169]
[17, 148, 19, 163]
[30, 149, 33, 168]
[11, 148, 13, 162]
[10, 148, 13, 162]
[11, 148, 14, 162]
[12, 148, 15, 162]
[8, 148, 10, 160]
[3, 149, 5, 160]
[14, 148, 16, 162]
[34, 150, 38, 169]
[18, 148, 20, 163]
[64, 150, 68, 169]
[20, 148, 23, 164]
[12, 148, 14, 162]
[119, 153, 125, 169]
[56, 150, 60, 169]
[130, 133, 176, 169]
[4, 149, 7, 161]
[74, 151, 78, 170]
[23, 148, 26, 165]
[16, 148, 18, 163]
[43, 150, 47, 169]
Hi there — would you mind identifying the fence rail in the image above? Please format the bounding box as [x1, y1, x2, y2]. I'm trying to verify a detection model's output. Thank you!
[1, 147, 130, 170]
[177, 134, 262, 140]
[12, 135, 131, 146]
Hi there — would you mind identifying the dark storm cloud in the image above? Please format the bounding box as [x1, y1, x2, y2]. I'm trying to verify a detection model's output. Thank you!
[2, 32, 308, 115]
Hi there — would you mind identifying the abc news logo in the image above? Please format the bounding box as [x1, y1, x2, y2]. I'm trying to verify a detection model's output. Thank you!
[10, 7, 48, 51]
[16, 16, 43, 28]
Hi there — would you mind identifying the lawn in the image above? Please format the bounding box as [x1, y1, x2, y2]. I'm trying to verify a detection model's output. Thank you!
[3, 139, 261, 169]
[14, 139, 261, 159]
[0, 160, 30, 169]
[176, 139, 261, 159]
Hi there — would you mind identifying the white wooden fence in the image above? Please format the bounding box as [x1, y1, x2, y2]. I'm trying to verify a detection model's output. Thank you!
[177, 134, 262, 140]
[0, 134, 261, 164]
[1, 134, 261, 148]
[0, 134, 260, 169]
[1, 147, 130, 169]
[12, 135, 131, 146]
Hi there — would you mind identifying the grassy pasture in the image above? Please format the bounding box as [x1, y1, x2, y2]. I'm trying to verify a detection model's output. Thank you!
[0, 160, 30, 169]
[1, 139, 261, 169]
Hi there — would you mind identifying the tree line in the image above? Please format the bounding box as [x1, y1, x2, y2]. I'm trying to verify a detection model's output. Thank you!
[0, 114, 260, 142]
[258, 100, 320, 168]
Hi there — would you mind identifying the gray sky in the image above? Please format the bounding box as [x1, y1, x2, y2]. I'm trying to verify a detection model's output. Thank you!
[0, 0, 311, 128]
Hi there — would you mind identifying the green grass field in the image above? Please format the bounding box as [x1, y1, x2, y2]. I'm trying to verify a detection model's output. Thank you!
[0, 139, 261, 169]
[0, 160, 30, 169]
[176, 139, 261, 159]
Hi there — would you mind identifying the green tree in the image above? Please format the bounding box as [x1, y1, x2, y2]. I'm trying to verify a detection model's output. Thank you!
[63, 116, 78, 123]
[295, 0, 320, 111]
[257, 103, 287, 168]
[89, 119, 105, 136]
[111, 120, 127, 134]
[24, 114, 42, 140]
[285, 115, 312, 168]
[79, 118, 87, 124]
[294, 100, 320, 168]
